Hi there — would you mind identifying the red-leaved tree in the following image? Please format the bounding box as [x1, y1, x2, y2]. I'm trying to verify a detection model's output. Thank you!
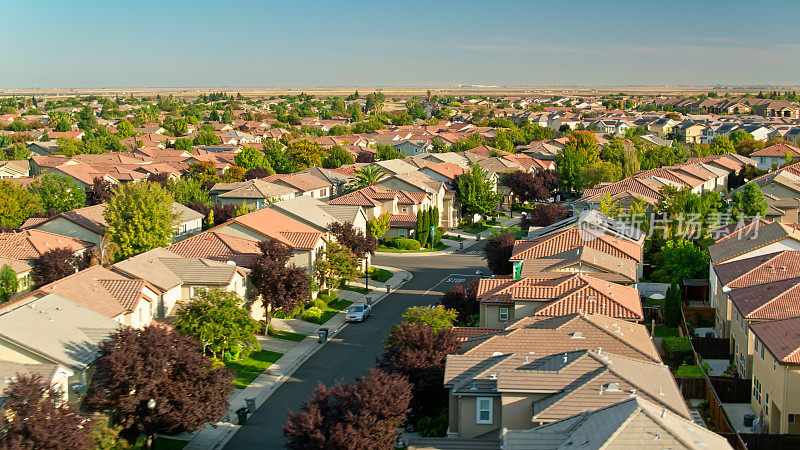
[85, 325, 233, 442]
[32, 247, 91, 287]
[483, 232, 516, 275]
[377, 322, 461, 419]
[284, 369, 411, 450]
[0, 374, 92, 449]
[250, 240, 310, 323]
[521, 203, 569, 228]
[439, 279, 480, 325]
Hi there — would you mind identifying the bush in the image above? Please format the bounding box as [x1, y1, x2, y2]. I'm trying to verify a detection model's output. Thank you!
[662, 337, 692, 361]
[318, 290, 339, 304]
[417, 410, 449, 437]
[313, 298, 328, 309]
[274, 303, 304, 319]
[385, 236, 421, 250]
[301, 306, 324, 323]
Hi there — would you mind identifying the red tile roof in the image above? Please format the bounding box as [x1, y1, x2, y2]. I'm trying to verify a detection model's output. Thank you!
[751, 143, 800, 158]
[0, 230, 93, 261]
[511, 228, 642, 263]
[750, 317, 800, 364]
[229, 208, 324, 250]
[168, 231, 261, 267]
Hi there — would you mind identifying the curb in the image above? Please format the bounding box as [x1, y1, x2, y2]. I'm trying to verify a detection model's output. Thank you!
[187, 267, 415, 449]
[374, 237, 483, 257]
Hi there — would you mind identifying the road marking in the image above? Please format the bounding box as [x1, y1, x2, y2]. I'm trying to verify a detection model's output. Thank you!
[422, 273, 480, 296]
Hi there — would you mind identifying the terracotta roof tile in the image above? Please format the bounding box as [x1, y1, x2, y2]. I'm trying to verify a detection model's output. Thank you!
[750, 317, 800, 364]
[511, 229, 642, 263]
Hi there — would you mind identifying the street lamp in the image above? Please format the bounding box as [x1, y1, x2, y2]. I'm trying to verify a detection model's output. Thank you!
[147, 399, 156, 449]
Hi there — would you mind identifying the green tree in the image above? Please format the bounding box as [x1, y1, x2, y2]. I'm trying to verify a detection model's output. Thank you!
[0, 180, 41, 228]
[400, 305, 457, 332]
[4, 143, 30, 160]
[367, 212, 390, 239]
[651, 240, 709, 284]
[54, 120, 71, 132]
[664, 282, 682, 328]
[321, 145, 354, 169]
[709, 136, 734, 155]
[455, 164, 502, 222]
[579, 160, 621, 191]
[173, 288, 259, 361]
[0, 264, 18, 303]
[104, 181, 177, 261]
[376, 144, 400, 160]
[730, 182, 768, 219]
[28, 174, 86, 213]
[116, 119, 135, 138]
[729, 129, 753, 147]
[315, 242, 358, 290]
[193, 130, 221, 146]
[166, 178, 210, 205]
[174, 137, 193, 151]
[598, 193, 621, 218]
[234, 146, 269, 170]
[416, 208, 430, 248]
[556, 131, 600, 192]
[348, 165, 386, 190]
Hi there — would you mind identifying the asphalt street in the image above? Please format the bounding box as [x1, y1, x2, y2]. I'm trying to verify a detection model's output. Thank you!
[225, 246, 487, 449]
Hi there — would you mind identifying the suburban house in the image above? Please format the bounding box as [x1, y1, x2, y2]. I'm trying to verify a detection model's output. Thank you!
[328, 185, 432, 238]
[29, 202, 203, 245]
[374, 172, 460, 228]
[270, 196, 368, 236]
[749, 317, 800, 434]
[456, 313, 661, 363]
[209, 179, 296, 210]
[502, 397, 732, 450]
[110, 248, 248, 318]
[516, 247, 638, 285]
[167, 231, 262, 268]
[0, 230, 94, 296]
[476, 273, 643, 328]
[442, 349, 689, 439]
[750, 143, 800, 171]
[0, 160, 29, 179]
[10, 265, 160, 328]
[0, 293, 119, 403]
[526, 210, 645, 245]
[511, 228, 644, 267]
[262, 173, 333, 201]
[205, 208, 326, 272]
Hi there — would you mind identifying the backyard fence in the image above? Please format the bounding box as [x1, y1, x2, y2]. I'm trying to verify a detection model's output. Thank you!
[692, 337, 731, 360]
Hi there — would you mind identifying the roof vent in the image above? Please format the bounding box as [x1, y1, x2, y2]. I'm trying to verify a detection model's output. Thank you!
[605, 382, 620, 392]
[630, 388, 637, 396]
[489, 373, 497, 380]
[661, 409, 667, 418]
[492, 351, 503, 356]
[571, 331, 584, 339]
[226, 260, 236, 266]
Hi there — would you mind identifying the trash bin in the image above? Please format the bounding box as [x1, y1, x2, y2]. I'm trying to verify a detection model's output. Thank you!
[318, 327, 329, 343]
[459, 242, 463, 250]
[476, 234, 481, 241]
[366, 296, 372, 305]
[386, 284, 390, 293]
[743, 413, 756, 427]
[245, 397, 256, 413]
[236, 407, 249, 425]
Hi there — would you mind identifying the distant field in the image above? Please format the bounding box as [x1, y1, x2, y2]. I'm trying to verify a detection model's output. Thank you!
[2, 85, 789, 99]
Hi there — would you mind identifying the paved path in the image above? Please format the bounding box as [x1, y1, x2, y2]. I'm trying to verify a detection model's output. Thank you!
[221, 250, 487, 449]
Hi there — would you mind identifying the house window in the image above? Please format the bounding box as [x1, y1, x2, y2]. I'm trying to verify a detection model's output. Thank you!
[191, 286, 207, 298]
[773, 360, 776, 371]
[789, 414, 796, 424]
[476, 397, 493, 424]
[398, 229, 406, 237]
[761, 342, 765, 360]
[499, 307, 509, 321]
[753, 378, 762, 403]
[401, 206, 407, 213]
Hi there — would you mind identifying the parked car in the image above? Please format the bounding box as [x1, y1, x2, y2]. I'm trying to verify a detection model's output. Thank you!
[346, 303, 371, 322]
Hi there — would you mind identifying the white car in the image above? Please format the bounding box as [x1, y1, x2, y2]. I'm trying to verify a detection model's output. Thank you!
[346, 304, 371, 322]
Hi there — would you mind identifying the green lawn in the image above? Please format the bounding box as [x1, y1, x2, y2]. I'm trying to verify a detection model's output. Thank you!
[153, 437, 188, 450]
[271, 330, 307, 342]
[369, 268, 393, 283]
[304, 299, 354, 325]
[442, 234, 466, 241]
[460, 223, 491, 234]
[645, 324, 680, 337]
[674, 365, 705, 378]
[340, 284, 372, 294]
[225, 350, 283, 389]
[377, 242, 449, 253]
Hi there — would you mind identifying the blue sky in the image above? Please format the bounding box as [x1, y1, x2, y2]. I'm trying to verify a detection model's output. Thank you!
[3, 0, 799, 88]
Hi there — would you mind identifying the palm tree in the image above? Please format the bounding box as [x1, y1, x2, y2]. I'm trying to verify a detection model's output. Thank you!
[347, 165, 387, 191]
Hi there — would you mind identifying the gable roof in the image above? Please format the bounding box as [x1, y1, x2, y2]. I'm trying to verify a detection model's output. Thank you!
[503, 397, 731, 450]
[708, 221, 800, 264]
[227, 208, 324, 250]
[458, 313, 659, 363]
[713, 250, 800, 288]
[110, 247, 239, 291]
[750, 317, 800, 364]
[526, 210, 645, 244]
[511, 228, 642, 263]
[444, 349, 689, 421]
[477, 274, 643, 320]
[0, 230, 93, 261]
[0, 293, 119, 370]
[728, 276, 800, 321]
[167, 230, 261, 267]
[518, 246, 638, 284]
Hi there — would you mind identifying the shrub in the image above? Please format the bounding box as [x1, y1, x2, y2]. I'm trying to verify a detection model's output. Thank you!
[662, 337, 692, 361]
[417, 410, 449, 437]
[301, 306, 324, 323]
[317, 290, 339, 304]
[387, 238, 421, 250]
[274, 303, 304, 319]
[313, 298, 328, 310]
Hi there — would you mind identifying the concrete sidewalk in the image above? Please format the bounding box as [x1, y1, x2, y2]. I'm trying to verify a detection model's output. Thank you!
[182, 265, 412, 449]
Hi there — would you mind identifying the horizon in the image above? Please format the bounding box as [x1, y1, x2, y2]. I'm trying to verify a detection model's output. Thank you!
[3, 0, 800, 89]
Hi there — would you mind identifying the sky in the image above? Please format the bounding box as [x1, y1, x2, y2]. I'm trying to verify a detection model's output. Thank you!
[2, 0, 799, 89]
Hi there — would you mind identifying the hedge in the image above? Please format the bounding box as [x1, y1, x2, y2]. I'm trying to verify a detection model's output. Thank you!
[663, 336, 693, 361]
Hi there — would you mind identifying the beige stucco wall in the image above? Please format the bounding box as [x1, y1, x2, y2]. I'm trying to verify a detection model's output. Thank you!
[750, 342, 800, 434]
[501, 394, 546, 431]
[456, 395, 502, 439]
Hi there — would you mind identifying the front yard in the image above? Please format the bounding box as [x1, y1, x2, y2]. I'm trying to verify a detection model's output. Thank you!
[225, 350, 283, 389]
[377, 242, 448, 253]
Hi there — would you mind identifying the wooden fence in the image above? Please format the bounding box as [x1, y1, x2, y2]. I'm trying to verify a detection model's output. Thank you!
[739, 433, 800, 450]
[711, 376, 751, 403]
